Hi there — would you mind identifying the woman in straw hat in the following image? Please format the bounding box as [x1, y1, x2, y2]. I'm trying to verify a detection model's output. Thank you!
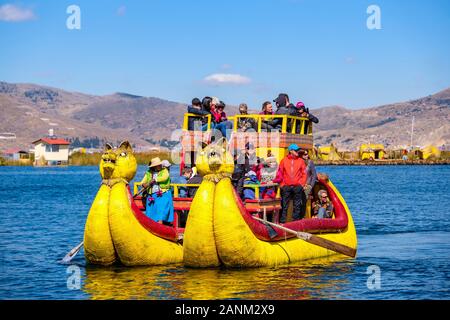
[140, 157, 174, 224]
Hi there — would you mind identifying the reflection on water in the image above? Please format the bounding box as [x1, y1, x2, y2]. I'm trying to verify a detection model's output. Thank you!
[83, 256, 354, 300]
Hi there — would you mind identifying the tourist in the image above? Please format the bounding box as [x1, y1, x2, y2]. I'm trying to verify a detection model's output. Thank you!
[272, 93, 296, 132]
[178, 167, 192, 198]
[260, 156, 278, 184]
[260, 101, 275, 131]
[200, 96, 213, 131]
[299, 149, 317, 215]
[237, 103, 257, 132]
[186, 170, 202, 198]
[243, 170, 260, 200]
[141, 157, 174, 224]
[234, 142, 258, 198]
[260, 156, 278, 200]
[211, 97, 233, 140]
[301, 149, 317, 197]
[187, 97, 210, 130]
[312, 190, 334, 219]
[274, 143, 307, 223]
[292, 101, 319, 134]
[235, 142, 259, 175]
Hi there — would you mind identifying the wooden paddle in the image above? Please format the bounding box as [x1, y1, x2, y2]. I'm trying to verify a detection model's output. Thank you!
[60, 186, 147, 264]
[253, 217, 357, 258]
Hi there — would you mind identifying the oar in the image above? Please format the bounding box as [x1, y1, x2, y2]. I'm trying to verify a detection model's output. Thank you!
[253, 217, 357, 258]
[61, 241, 83, 264]
[60, 186, 147, 264]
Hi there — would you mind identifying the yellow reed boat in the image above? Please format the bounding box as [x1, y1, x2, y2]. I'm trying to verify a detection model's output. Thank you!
[83, 141, 183, 266]
[181, 113, 357, 267]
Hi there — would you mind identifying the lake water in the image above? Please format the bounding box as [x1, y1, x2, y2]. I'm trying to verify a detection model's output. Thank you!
[0, 165, 449, 300]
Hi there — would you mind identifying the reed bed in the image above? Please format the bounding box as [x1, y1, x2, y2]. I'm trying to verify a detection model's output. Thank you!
[69, 151, 171, 166]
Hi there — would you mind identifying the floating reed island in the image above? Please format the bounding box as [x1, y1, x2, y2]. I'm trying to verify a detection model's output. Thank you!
[315, 159, 450, 166]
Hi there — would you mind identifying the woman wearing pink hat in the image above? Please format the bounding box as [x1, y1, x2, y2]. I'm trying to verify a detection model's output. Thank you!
[293, 101, 319, 134]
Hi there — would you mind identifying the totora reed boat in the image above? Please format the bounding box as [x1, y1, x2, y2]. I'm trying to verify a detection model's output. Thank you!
[81, 112, 357, 267]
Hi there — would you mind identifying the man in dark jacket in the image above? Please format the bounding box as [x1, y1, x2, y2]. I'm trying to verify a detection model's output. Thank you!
[272, 93, 296, 132]
[300, 149, 318, 215]
[187, 97, 211, 130]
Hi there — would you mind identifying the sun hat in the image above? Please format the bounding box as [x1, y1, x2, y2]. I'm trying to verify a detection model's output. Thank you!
[149, 157, 163, 168]
[161, 160, 172, 168]
[288, 144, 300, 151]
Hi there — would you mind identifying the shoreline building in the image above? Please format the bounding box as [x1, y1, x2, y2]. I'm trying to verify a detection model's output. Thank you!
[359, 144, 385, 160]
[1, 148, 30, 163]
[32, 130, 70, 166]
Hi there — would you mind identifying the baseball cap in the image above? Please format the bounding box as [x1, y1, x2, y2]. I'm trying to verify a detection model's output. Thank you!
[288, 144, 300, 151]
[273, 93, 289, 105]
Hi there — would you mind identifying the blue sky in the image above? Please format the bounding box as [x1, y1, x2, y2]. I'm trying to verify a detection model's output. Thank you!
[1, 0, 449, 109]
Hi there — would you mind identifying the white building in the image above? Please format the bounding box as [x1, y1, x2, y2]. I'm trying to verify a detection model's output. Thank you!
[32, 137, 70, 166]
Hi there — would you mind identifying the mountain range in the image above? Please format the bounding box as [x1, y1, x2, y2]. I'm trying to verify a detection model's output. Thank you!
[0, 81, 449, 152]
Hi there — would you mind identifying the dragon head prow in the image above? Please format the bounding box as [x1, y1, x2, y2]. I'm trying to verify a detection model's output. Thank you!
[196, 138, 234, 180]
[99, 141, 137, 182]
[99, 143, 116, 179]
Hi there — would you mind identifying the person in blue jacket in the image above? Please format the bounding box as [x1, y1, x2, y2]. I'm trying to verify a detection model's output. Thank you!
[243, 170, 260, 200]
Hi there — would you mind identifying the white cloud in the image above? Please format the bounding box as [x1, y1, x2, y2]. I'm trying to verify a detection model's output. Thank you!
[203, 73, 251, 86]
[117, 5, 126, 16]
[345, 57, 356, 64]
[0, 4, 35, 22]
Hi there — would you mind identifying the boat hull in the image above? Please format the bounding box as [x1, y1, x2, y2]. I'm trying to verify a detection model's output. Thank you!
[108, 182, 183, 266]
[83, 184, 116, 265]
[213, 178, 357, 267]
[183, 180, 220, 267]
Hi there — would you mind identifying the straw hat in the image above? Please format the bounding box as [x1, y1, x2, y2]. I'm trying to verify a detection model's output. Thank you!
[149, 157, 163, 168]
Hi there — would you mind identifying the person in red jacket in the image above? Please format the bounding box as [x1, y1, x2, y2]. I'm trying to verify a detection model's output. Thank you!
[274, 143, 307, 223]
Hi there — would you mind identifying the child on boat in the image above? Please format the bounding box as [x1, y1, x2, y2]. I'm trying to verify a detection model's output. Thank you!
[243, 170, 260, 200]
[312, 189, 334, 219]
[178, 167, 192, 198]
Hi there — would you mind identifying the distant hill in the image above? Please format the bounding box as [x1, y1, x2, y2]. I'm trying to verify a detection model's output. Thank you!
[0, 81, 449, 152]
[311, 88, 450, 150]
